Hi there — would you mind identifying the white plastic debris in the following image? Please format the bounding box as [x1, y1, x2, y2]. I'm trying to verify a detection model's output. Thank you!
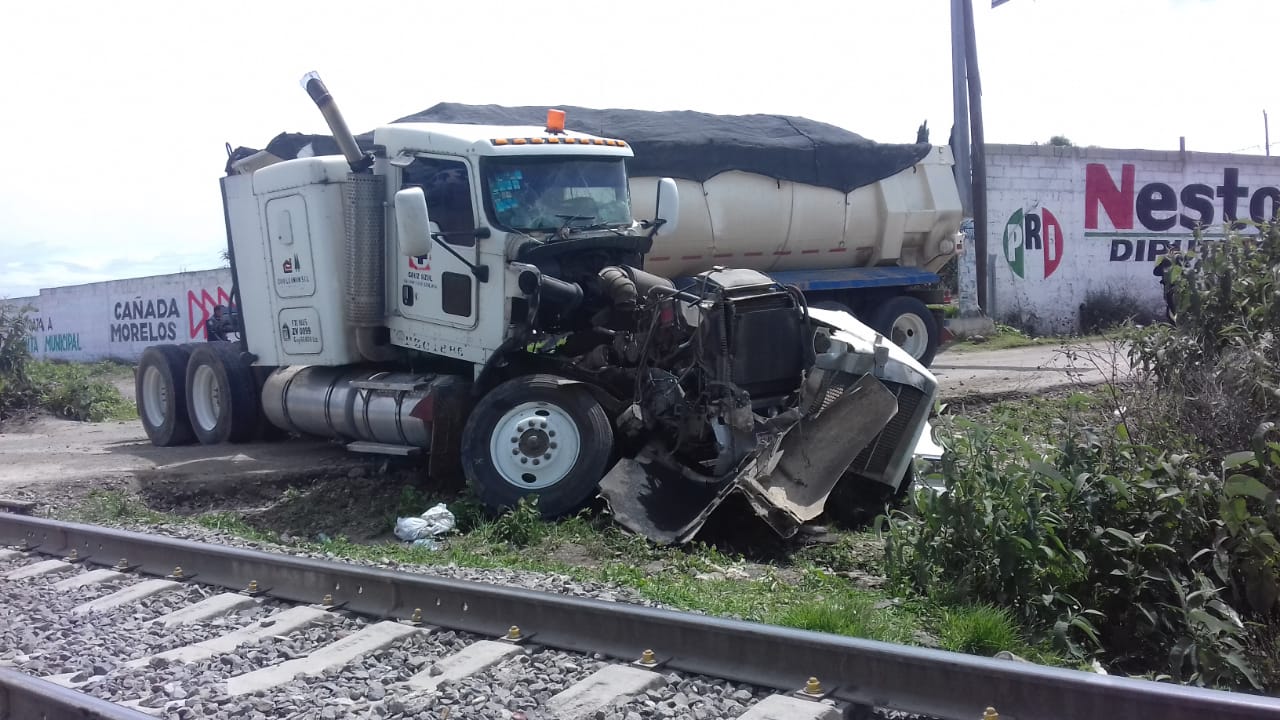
[394, 502, 456, 544]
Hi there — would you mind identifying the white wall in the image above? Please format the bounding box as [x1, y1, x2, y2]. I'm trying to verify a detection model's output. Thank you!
[986, 145, 1280, 333]
[5, 269, 233, 362]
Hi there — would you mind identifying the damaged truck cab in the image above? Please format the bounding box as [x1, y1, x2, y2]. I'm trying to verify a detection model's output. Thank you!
[139, 74, 937, 543]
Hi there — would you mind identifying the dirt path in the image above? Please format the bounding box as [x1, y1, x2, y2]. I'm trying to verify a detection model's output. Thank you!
[932, 340, 1130, 401]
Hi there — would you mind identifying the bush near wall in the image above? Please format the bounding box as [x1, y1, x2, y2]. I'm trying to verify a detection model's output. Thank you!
[0, 306, 134, 426]
[885, 226, 1280, 691]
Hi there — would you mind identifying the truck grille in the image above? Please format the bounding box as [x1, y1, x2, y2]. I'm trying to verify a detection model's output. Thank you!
[848, 381, 923, 477]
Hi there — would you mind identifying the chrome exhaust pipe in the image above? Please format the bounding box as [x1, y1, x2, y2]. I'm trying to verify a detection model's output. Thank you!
[300, 71, 368, 171]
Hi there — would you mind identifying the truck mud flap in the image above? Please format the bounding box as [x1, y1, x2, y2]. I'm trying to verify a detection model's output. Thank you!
[600, 374, 898, 544]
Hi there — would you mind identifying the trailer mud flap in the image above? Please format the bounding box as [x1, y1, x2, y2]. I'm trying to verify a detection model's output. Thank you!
[600, 375, 898, 544]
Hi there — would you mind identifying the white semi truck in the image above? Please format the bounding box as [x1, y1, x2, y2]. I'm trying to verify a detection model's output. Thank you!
[136, 74, 938, 543]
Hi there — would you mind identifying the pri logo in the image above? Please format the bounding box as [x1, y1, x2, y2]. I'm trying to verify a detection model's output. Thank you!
[1003, 207, 1064, 279]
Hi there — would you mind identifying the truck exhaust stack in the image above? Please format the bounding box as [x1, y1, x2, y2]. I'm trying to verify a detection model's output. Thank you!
[300, 72, 367, 171]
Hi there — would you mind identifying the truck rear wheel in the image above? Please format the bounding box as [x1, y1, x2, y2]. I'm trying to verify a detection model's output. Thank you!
[872, 296, 939, 367]
[461, 375, 613, 518]
[136, 345, 196, 447]
[184, 342, 260, 445]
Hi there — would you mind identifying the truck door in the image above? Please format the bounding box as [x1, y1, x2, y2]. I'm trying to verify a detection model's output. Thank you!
[396, 156, 479, 329]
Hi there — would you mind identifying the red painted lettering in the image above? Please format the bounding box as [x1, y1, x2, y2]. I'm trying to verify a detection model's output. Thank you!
[1084, 163, 1135, 230]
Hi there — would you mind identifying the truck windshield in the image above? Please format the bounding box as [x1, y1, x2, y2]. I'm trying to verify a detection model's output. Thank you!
[483, 156, 631, 233]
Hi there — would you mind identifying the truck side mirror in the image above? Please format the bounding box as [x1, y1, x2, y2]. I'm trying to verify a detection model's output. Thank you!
[394, 187, 433, 257]
[654, 178, 680, 238]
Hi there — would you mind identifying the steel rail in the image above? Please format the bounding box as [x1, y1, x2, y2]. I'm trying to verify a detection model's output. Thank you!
[2, 514, 1278, 720]
[0, 667, 152, 720]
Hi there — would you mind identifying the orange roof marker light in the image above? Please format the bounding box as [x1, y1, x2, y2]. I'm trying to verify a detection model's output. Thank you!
[546, 109, 566, 134]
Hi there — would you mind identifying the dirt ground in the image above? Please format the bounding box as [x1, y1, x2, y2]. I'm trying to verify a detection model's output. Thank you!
[0, 340, 1128, 517]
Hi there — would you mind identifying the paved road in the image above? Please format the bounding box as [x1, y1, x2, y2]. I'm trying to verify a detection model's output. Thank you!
[933, 340, 1131, 401]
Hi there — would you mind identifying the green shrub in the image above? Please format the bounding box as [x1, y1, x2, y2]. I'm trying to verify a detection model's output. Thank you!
[887, 225, 1280, 690]
[28, 361, 135, 422]
[483, 496, 549, 547]
[885, 418, 1267, 688]
[0, 303, 38, 422]
[0, 305, 134, 424]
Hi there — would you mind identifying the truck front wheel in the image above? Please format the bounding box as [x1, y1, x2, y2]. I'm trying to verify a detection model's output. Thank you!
[461, 375, 613, 518]
[872, 296, 939, 367]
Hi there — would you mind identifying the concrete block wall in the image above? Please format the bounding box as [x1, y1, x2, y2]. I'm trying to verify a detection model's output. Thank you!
[986, 144, 1280, 334]
[5, 269, 234, 362]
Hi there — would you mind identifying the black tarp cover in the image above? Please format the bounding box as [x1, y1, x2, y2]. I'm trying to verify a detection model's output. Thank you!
[245, 103, 932, 194]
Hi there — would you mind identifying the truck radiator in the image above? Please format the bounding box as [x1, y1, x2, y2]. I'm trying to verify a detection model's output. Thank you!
[344, 173, 386, 325]
[810, 374, 923, 479]
[849, 381, 923, 476]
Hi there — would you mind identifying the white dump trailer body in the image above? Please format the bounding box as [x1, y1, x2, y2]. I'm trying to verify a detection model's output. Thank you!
[630, 146, 963, 279]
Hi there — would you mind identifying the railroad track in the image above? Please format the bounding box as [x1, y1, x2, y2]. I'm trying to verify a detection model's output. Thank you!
[0, 515, 1277, 720]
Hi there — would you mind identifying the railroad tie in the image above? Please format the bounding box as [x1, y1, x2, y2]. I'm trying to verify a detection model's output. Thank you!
[71, 579, 182, 615]
[225, 620, 423, 696]
[402, 639, 524, 693]
[545, 665, 668, 720]
[126, 605, 334, 668]
[51, 569, 129, 590]
[0, 548, 24, 562]
[150, 592, 257, 628]
[3, 559, 74, 580]
[736, 694, 843, 720]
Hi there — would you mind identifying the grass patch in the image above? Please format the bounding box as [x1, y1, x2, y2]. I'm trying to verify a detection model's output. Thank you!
[937, 605, 1023, 655]
[58, 490, 926, 647]
[946, 324, 1113, 354]
[775, 594, 911, 643]
[69, 490, 169, 525]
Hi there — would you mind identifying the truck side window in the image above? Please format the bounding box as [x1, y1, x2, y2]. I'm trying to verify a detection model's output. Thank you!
[402, 157, 476, 247]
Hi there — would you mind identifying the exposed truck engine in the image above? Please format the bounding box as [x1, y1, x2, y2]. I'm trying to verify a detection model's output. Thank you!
[135, 74, 937, 543]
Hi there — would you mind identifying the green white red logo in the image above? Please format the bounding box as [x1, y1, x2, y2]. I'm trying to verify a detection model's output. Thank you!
[1003, 207, 1064, 279]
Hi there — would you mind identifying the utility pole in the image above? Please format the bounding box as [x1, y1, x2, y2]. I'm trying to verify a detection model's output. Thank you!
[950, 0, 972, 214]
[963, 0, 988, 313]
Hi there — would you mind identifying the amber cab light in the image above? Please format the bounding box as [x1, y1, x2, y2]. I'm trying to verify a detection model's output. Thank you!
[546, 109, 566, 134]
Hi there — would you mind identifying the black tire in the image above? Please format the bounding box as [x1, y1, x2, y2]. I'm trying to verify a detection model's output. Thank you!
[136, 345, 196, 447]
[184, 342, 260, 445]
[461, 374, 613, 518]
[250, 364, 289, 441]
[872, 295, 940, 367]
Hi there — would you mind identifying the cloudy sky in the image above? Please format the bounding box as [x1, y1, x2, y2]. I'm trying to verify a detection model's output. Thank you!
[2, 0, 1273, 297]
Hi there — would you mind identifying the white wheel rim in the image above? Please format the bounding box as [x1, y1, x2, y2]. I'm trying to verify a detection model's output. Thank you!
[142, 366, 167, 428]
[191, 364, 222, 432]
[891, 313, 930, 359]
[490, 401, 582, 490]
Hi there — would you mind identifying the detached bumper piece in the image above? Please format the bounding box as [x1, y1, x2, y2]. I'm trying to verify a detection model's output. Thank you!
[599, 375, 899, 544]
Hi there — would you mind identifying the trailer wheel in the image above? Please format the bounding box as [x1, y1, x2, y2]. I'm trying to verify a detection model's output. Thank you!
[872, 296, 939, 367]
[136, 345, 196, 447]
[461, 375, 613, 518]
[184, 342, 260, 445]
